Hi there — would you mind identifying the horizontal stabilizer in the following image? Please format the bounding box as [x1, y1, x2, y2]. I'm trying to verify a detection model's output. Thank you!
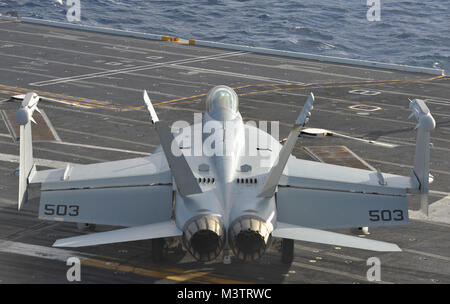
[273, 222, 401, 252]
[53, 221, 182, 248]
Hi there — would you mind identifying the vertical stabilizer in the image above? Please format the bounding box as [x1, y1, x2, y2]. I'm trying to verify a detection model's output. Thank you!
[143, 91, 202, 197]
[258, 93, 314, 197]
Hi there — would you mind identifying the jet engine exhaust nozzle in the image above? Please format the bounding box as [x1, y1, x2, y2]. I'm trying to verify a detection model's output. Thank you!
[229, 216, 272, 261]
[182, 215, 225, 262]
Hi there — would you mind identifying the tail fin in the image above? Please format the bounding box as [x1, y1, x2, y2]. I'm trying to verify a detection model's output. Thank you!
[143, 90, 202, 197]
[258, 93, 314, 197]
[17, 92, 40, 210]
[409, 99, 436, 215]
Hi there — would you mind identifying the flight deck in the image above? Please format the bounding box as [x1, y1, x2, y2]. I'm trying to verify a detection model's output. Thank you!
[0, 18, 449, 284]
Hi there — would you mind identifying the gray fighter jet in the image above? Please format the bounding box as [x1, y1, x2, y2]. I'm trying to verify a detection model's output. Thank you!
[16, 86, 435, 263]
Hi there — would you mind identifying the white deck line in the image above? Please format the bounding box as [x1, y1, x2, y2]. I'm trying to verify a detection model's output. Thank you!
[2, 16, 444, 76]
[0, 239, 93, 262]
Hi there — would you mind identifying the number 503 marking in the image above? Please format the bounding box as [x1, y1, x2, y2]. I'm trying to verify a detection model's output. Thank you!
[44, 204, 79, 217]
[369, 209, 404, 222]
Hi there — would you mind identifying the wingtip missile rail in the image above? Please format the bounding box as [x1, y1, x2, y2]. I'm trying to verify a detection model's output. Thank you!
[16, 92, 40, 125]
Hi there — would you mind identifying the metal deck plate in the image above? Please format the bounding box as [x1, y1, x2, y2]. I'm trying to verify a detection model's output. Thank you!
[304, 146, 375, 171]
[1, 108, 60, 142]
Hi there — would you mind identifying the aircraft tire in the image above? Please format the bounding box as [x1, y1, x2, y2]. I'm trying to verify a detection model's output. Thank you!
[281, 238, 294, 264]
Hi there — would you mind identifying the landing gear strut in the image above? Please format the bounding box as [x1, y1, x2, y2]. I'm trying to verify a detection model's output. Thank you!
[281, 238, 294, 264]
[152, 238, 164, 262]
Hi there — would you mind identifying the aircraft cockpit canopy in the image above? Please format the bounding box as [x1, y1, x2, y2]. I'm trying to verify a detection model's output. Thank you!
[205, 86, 239, 120]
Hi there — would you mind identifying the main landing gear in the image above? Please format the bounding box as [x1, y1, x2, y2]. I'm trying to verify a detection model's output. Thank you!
[152, 238, 165, 262]
[281, 238, 294, 264]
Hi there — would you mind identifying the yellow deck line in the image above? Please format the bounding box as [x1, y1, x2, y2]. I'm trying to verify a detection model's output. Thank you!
[0, 84, 117, 109]
[82, 258, 251, 284]
[0, 75, 447, 112]
[0, 20, 17, 25]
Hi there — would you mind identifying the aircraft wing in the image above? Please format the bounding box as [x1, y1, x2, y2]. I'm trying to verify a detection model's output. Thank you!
[29, 151, 174, 227]
[276, 157, 419, 229]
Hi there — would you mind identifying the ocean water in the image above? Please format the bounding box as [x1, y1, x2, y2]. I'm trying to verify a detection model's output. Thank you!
[1, 0, 448, 73]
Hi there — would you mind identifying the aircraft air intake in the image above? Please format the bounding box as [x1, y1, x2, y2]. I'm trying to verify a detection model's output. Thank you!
[229, 216, 272, 261]
[182, 215, 225, 262]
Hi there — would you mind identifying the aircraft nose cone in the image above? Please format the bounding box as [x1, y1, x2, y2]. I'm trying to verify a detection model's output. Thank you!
[182, 214, 225, 262]
[229, 216, 272, 261]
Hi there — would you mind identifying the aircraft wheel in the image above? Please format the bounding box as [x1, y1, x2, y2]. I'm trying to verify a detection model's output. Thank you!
[281, 238, 294, 264]
[152, 238, 165, 262]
